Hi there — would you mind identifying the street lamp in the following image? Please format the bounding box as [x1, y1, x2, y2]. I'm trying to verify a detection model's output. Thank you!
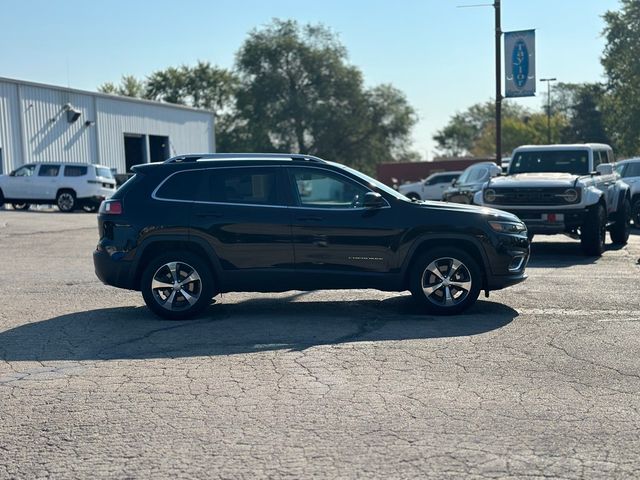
[540, 77, 557, 144]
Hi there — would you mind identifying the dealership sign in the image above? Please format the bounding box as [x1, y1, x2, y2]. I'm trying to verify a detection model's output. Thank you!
[505, 30, 536, 97]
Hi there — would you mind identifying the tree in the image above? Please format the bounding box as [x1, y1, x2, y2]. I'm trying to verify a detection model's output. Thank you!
[602, 0, 640, 155]
[553, 83, 609, 145]
[98, 75, 145, 98]
[99, 62, 237, 116]
[433, 101, 530, 157]
[228, 19, 417, 174]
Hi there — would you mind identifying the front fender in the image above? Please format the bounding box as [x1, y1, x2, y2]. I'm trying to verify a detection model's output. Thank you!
[583, 186, 604, 207]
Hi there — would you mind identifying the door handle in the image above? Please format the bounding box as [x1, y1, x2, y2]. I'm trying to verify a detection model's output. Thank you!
[296, 215, 323, 222]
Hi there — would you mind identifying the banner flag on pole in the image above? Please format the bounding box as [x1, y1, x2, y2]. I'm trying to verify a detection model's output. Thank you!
[504, 30, 536, 97]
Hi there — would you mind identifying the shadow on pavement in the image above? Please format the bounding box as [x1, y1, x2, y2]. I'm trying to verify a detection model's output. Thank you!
[526, 237, 628, 268]
[0, 295, 517, 361]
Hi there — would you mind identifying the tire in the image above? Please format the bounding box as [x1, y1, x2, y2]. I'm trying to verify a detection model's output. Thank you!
[11, 203, 30, 211]
[610, 198, 631, 245]
[632, 199, 640, 227]
[56, 190, 76, 212]
[82, 204, 98, 213]
[0, 189, 4, 209]
[409, 247, 482, 315]
[406, 193, 421, 201]
[141, 251, 215, 320]
[527, 231, 535, 243]
[581, 203, 606, 256]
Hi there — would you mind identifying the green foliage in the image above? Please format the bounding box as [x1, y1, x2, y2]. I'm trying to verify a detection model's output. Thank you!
[602, 0, 640, 156]
[98, 20, 416, 173]
[98, 75, 145, 98]
[226, 19, 416, 174]
[433, 100, 540, 157]
[553, 83, 610, 145]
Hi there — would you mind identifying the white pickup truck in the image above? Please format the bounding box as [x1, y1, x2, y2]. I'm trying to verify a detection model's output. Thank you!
[474, 144, 631, 256]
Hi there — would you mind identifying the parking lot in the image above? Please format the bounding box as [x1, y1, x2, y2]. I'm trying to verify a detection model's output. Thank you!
[1, 210, 639, 479]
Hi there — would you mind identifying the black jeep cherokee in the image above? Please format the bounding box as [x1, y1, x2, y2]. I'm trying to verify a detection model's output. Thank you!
[94, 154, 529, 319]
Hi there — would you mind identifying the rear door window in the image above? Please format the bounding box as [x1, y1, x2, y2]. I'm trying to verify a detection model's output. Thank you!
[207, 168, 282, 206]
[38, 164, 60, 177]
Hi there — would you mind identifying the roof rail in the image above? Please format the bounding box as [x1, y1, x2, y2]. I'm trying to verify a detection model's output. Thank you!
[164, 153, 326, 164]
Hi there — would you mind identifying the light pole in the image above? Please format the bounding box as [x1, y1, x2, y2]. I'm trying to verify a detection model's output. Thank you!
[540, 77, 556, 144]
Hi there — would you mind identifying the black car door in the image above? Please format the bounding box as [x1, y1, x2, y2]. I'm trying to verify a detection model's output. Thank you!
[287, 166, 399, 279]
[185, 166, 295, 288]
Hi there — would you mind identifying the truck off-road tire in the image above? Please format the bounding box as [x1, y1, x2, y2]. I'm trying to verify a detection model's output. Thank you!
[410, 247, 482, 315]
[581, 204, 606, 256]
[141, 251, 215, 320]
[610, 198, 631, 245]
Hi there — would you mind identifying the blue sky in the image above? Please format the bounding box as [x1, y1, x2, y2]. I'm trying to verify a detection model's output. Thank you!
[1, 0, 620, 158]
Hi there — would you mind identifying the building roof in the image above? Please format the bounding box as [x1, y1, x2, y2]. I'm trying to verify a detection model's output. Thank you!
[0, 75, 212, 115]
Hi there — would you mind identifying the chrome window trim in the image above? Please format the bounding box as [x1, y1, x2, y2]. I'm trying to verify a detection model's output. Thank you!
[152, 164, 391, 210]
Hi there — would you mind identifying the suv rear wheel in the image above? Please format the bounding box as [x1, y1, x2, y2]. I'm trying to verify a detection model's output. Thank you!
[57, 190, 76, 212]
[581, 204, 606, 256]
[12, 203, 30, 211]
[610, 198, 631, 245]
[409, 247, 482, 315]
[141, 252, 215, 320]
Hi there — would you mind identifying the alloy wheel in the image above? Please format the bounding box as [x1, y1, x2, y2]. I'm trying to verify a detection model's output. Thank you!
[151, 261, 202, 312]
[57, 193, 75, 212]
[421, 257, 473, 307]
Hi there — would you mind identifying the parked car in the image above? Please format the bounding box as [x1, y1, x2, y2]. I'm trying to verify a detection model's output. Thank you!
[93, 153, 529, 320]
[614, 158, 640, 225]
[398, 171, 462, 201]
[474, 144, 631, 255]
[442, 162, 502, 204]
[0, 162, 116, 212]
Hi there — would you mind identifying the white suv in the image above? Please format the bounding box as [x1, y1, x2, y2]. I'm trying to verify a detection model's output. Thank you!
[615, 158, 640, 226]
[0, 163, 116, 212]
[398, 171, 462, 201]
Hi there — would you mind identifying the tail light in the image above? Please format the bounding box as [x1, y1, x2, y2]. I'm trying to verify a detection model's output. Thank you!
[99, 199, 122, 215]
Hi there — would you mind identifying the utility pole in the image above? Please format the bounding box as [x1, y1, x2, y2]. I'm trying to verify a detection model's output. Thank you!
[540, 77, 556, 144]
[458, 1, 502, 162]
[495, 0, 502, 165]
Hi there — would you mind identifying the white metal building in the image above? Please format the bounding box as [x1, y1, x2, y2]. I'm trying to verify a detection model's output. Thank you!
[0, 77, 215, 175]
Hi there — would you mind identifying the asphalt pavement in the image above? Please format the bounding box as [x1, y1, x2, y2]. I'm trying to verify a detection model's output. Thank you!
[1, 210, 639, 479]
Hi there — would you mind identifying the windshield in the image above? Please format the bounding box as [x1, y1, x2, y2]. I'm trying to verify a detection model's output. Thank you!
[333, 163, 411, 202]
[95, 166, 114, 179]
[509, 150, 589, 175]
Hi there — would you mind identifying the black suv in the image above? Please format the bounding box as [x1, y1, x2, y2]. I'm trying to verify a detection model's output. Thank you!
[94, 154, 529, 319]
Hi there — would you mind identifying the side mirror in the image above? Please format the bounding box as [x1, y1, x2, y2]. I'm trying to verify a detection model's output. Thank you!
[8, 170, 16, 177]
[489, 165, 502, 177]
[451, 179, 457, 186]
[596, 164, 613, 176]
[363, 191, 386, 209]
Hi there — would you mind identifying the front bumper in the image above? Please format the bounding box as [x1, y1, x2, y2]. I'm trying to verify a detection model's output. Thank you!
[490, 208, 588, 234]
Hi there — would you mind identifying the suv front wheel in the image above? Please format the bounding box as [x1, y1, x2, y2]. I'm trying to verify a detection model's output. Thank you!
[409, 247, 482, 315]
[141, 252, 215, 320]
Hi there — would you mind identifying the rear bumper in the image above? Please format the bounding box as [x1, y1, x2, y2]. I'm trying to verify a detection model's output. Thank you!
[93, 249, 137, 290]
